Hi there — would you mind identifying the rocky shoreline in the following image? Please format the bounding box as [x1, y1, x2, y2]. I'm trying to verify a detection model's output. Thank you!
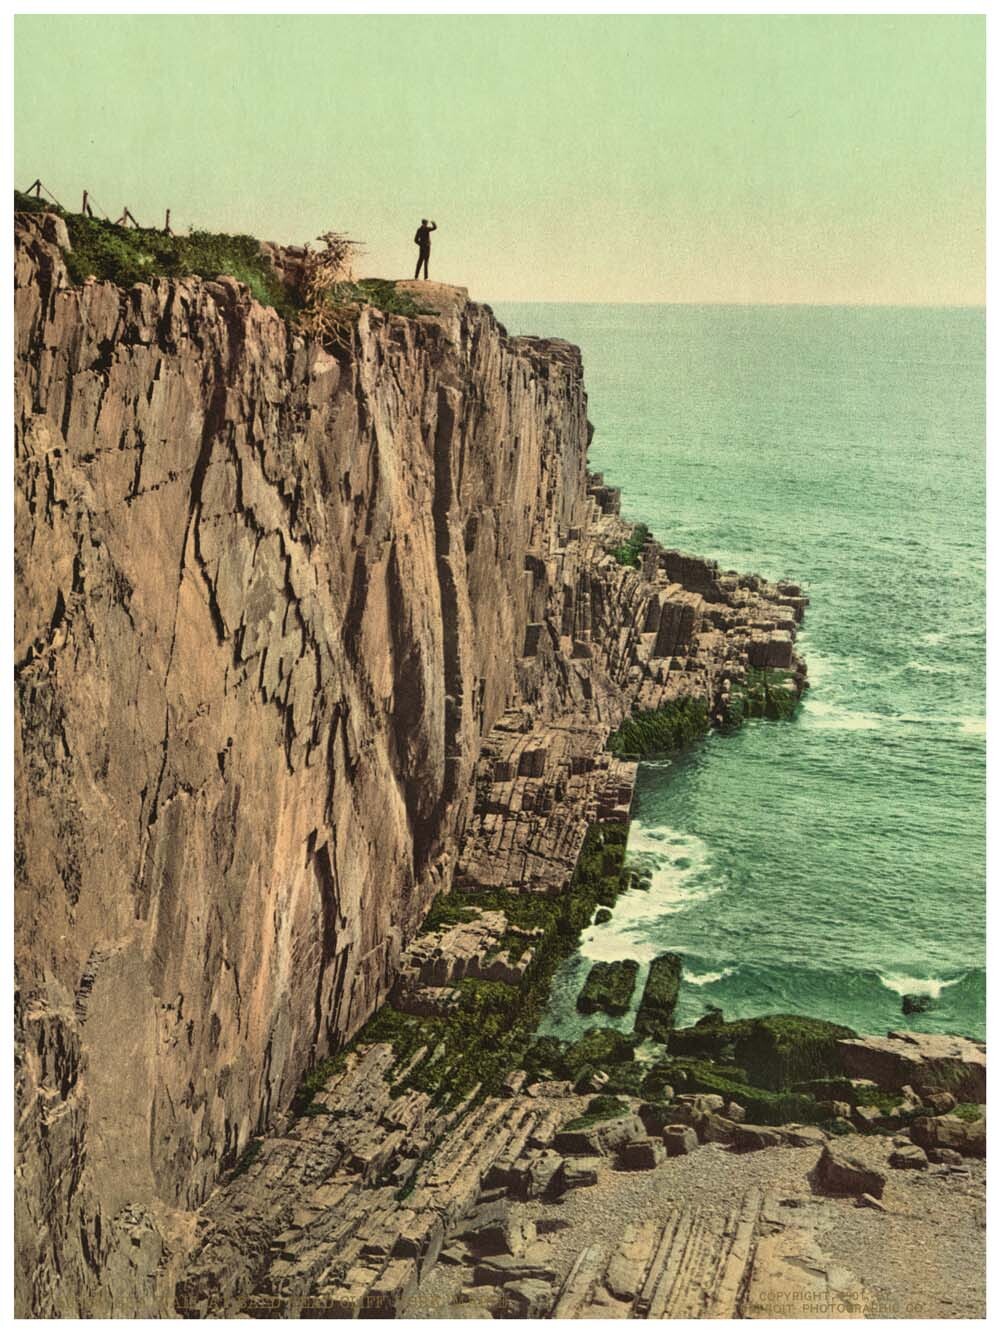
[175, 511, 985, 1319]
[14, 207, 984, 1317]
[176, 881, 986, 1318]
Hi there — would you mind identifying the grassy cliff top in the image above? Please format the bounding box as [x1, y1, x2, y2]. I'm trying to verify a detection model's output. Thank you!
[15, 188, 297, 317]
[14, 190, 428, 323]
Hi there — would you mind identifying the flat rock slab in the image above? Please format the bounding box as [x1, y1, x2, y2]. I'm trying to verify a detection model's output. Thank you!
[472, 1256, 559, 1287]
[745, 1226, 869, 1318]
[393, 280, 470, 317]
[837, 1032, 985, 1103]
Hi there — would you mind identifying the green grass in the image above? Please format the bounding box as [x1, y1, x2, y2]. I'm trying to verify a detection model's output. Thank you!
[14, 191, 429, 324]
[952, 1101, 984, 1122]
[611, 523, 650, 568]
[309, 278, 431, 318]
[14, 189, 51, 214]
[16, 190, 298, 318]
[607, 698, 710, 757]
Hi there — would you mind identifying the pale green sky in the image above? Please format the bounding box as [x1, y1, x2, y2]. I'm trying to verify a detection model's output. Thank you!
[14, 14, 985, 304]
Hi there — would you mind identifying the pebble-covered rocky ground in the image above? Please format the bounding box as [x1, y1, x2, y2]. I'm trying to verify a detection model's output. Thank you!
[410, 1133, 985, 1319]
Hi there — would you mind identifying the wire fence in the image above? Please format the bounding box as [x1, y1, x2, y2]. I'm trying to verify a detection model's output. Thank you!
[20, 178, 174, 233]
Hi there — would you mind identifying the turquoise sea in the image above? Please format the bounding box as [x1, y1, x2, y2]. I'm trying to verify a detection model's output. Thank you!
[492, 303, 986, 1042]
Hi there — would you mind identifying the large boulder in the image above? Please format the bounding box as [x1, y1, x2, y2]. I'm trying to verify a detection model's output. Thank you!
[814, 1143, 887, 1198]
[619, 1137, 666, 1170]
[836, 1032, 985, 1103]
[889, 1144, 928, 1171]
[634, 953, 683, 1040]
[701, 1113, 738, 1146]
[663, 1125, 698, 1156]
[671, 1014, 855, 1090]
[561, 1160, 600, 1190]
[553, 1114, 644, 1157]
[910, 1114, 985, 1159]
[733, 1124, 787, 1153]
[507, 1150, 565, 1200]
[577, 959, 639, 1017]
[500, 1280, 555, 1318]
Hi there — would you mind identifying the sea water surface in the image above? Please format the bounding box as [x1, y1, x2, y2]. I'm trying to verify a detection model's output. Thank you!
[491, 302, 986, 1041]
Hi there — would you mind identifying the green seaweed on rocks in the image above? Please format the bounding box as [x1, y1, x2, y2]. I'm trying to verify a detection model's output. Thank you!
[667, 1013, 856, 1091]
[577, 959, 639, 1016]
[598, 1062, 648, 1096]
[560, 1095, 630, 1132]
[674, 1061, 831, 1126]
[634, 952, 684, 1040]
[290, 822, 632, 1114]
[722, 668, 800, 728]
[523, 1026, 638, 1085]
[562, 1026, 638, 1077]
[607, 699, 710, 757]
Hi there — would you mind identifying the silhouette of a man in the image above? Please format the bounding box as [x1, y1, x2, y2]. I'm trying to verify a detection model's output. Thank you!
[414, 218, 437, 280]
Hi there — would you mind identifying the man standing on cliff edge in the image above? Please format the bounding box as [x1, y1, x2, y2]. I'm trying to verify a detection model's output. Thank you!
[414, 218, 437, 279]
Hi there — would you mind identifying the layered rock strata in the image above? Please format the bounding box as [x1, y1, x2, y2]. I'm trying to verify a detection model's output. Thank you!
[178, 1028, 985, 1319]
[14, 209, 806, 1316]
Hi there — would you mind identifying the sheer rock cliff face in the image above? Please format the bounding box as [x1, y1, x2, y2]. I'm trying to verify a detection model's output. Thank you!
[14, 215, 804, 1316]
[14, 218, 593, 1315]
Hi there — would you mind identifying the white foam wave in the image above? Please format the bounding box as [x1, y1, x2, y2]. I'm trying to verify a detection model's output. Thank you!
[920, 631, 946, 646]
[802, 698, 882, 732]
[580, 823, 721, 964]
[959, 717, 986, 737]
[684, 967, 733, 987]
[905, 660, 959, 676]
[878, 974, 962, 1000]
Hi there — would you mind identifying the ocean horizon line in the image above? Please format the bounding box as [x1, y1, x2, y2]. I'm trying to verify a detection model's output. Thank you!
[486, 298, 986, 311]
